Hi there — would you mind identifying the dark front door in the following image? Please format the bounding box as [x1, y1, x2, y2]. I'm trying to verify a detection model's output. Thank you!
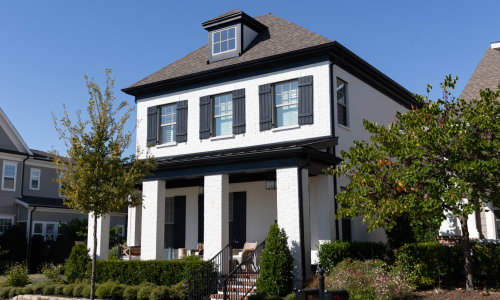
[232, 192, 246, 248]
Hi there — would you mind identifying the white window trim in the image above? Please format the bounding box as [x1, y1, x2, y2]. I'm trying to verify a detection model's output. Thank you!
[271, 124, 300, 132]
[156, 142, 178, 148]
[29, 168, 41, 190]
[209, 134, 234, 141]
[161, 103, 177, 144]
[213, 93, 234, 137]
[273, 80, 300, 128]
[336, 78, 349, 128]
[0, 216, 15, 235]
[212, 26, 237, 56]
[1, 161, 18, 191]
[31, 221, 60, 241]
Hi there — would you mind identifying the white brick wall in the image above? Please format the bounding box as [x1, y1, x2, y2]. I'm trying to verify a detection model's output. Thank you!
[136, 62, 332, 159]
[87, 213, 110, 260]
[141, 180, 165, 260]
[204, 174, 229, 259]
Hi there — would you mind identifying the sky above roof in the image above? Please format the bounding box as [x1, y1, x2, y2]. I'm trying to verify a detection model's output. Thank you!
[0, 0, 499, 158]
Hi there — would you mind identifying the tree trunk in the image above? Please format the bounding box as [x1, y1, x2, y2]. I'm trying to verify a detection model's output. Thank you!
[458, 214, 475, 291]
[91, 214, 98, 300]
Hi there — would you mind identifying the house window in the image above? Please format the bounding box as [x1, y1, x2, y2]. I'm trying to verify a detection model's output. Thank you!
[0, 217, 13, 234]
[32, 221, 59, 241]
[164, 197, 175, 248]
[116, 225, 124, 236]
[337, 79, 348, 127]
[229, 193, 233, 242]
[214, 93, 233, 136]
[161, 104, 177, 144]
[30, 168, 41, 190]
[213, 27, 236, 55]
[2, 161, 17, 191]
[275, 81, 298, 127]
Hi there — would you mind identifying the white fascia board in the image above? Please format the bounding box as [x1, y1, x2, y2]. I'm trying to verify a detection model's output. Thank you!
[26, 159, 57, 169]
[0, 152, 26, 161]
[15, 198, 29, 208]
[0, 107, 33, 155]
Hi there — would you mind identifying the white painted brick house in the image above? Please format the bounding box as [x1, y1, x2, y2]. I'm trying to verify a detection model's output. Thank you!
[90, 9, 418, 287]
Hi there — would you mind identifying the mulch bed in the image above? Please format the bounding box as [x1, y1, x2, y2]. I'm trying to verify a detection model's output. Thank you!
[412, 288, 500, 299]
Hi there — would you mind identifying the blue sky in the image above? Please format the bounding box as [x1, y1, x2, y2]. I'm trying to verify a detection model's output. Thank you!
[1, 1, 499, 157]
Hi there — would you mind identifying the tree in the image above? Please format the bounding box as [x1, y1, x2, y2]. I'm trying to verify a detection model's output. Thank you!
[325, 75, 500, 291]
[50, 69, 157, 300]
[58, 218, 88, 241]
[256, 223, 294, 296]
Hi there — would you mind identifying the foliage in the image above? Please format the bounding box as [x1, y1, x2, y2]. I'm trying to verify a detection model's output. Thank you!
[22, 286, 33, 295]
[112, 283, 126, 299]
[168, 281, 187, 300]
[82, 285, 92, 298]
[73, 284, 86, 297]
[58, 218, 88, 241]
[0, 226, 27, 262]
[4, 262, 30, 287]
[108, 244, 122, 260]
[42, 285, 55, 295]
[316, 241, 350, 272]
[65, 243, 91, 283]
[38, 262, 64, 283]
[137, 285, 154, 300]
[8, 287, 23, 298]
[123, 285, 140, 300]
[95, 282, 116, 299]
[63, 284, 75, 296]
[33, 284, 44, 294]
[54, 284, 65, 295]
[385, 214, 439, 252]
[284, 292, 295, 300]
[85, 260, 205, 286]
[325, 76, 500, 290]
[150, 286, 170, 300]
[50, 69, 157, 300]
[325, 259, 413, 300]
[349, 241, 387, 261]
[256, 223, 294, 296]
[0, 287, 11, 299]
[471, 241, 500, 287]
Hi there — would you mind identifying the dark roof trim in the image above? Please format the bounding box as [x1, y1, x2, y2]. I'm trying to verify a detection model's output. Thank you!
[0, 148, 30, 156]
[15, 197, 70, 209]
[202, 10, 266, 32]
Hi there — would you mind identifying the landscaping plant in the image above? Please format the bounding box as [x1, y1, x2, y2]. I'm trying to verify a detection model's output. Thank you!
[123, 285, 140, 300]
[22, 286, 33, 295]
[137, 285, 154, 300]
[65, 243, 91, 283]
[4, 262, 30, 287]
[58, 218, 88, 241]
[256, 223, 294, 296]
[50, 68, 157, 300]
[38, 262, 64, 283]
[0, 287, 11, 299]
[150, 286, 170, 300]
[316, 240, 350, 272]
[325, 76, 500, 291]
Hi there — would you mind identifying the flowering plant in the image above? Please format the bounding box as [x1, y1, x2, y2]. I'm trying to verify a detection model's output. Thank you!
[38, 262, 64, 283]
[4, 262, 30, 287]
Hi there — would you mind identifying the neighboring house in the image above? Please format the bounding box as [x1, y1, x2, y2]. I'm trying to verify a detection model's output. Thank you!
[89, 9, 417, 286]
[439, 42, 500, 240]
[0, 107, 128, 248]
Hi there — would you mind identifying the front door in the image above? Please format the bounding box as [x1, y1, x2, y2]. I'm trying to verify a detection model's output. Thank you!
[232, 192, 246, 248]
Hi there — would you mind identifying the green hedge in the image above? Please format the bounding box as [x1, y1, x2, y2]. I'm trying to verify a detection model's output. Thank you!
[317, 241, 388, 273]
[86, 260, 206, 286]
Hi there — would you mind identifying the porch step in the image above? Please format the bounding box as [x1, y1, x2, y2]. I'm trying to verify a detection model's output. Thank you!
[209, 294, 252, 299]
[218, 288, 257, 294]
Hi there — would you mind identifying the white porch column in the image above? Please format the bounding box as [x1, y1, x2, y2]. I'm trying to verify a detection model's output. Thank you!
[439, 210, 461, 236]
[141, 180, 165, 260]
[316, 175, 335, 242]
[485, 202, 497, 239]
[467, 211, 480, 239]
[203, 174, 229, 260]
[127, 205, 142, 246]
[87, 213, 110, 260]
[277, 167, 311, 288]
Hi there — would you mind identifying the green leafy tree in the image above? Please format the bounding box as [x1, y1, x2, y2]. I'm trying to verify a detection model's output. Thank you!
[58, 218, 88, 241]
[256, 223, 294, 296]
[325, 75, 500, 291]
[50, 69, 157, 299]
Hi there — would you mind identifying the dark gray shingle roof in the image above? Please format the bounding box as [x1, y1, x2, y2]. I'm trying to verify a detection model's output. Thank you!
[18, 196, 68, 209]
[127, 13, 333, 89]
[204, 9, 242, 23]
[31, 149, 55, 161]
[460, 48, 500, 101]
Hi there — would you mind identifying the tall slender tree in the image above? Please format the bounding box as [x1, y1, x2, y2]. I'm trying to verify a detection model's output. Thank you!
[325, 75, 500, 291]
[50, 69, 157, 300]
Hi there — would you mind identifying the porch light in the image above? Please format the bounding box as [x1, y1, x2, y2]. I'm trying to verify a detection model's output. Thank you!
[266, 180, 276, 190]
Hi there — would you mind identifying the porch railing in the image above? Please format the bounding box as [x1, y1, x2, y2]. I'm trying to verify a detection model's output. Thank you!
[187, 239, 238, 300]
[218, 240, 265, 300]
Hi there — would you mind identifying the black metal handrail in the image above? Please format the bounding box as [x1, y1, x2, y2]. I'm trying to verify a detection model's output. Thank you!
[218, 241, 266, 300]
[187, 239, 238, 300]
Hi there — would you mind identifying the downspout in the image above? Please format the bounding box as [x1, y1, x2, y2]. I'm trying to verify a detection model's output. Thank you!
[297, 153, 310, 281]
[21, 155, 29, 198]
[28, 206, 36, 268]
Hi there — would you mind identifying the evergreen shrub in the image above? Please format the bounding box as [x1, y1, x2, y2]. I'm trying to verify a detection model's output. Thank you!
[65, 243, 91, 283]
[256, 223, 294, 296]
[42, 285, 55, 295]
[73, 284, 85, 297]
[33, 284, 44, 294]
[63, 284, 75, 296]
[316, 241, 350, 272]
[168, 281, 187, 300]
[4, 262, 30, 287]
[111, 283, 127, 299]
[150, 286, 170, 300]
[0, 226, 28, 262]
[54, 284, 65, 295]
[349, 241, 387, 261]
[137, 285, 154, 300]
[0, 287, 12, 299]
[22, 286, 33, 295]
[82, 285, 92, 298]
[95, 282, 116, 299]
[123, 285, 140, 300]
[8, 287, 23, 298]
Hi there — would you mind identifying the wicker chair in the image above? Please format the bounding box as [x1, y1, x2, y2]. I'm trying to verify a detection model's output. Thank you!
[232, 242, 258, 265]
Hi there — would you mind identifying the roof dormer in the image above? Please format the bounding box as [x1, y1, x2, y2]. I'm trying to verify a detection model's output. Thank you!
[202, 9, 266, 64]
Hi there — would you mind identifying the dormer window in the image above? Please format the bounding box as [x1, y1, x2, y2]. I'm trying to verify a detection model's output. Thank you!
[213, 27, 236, 55]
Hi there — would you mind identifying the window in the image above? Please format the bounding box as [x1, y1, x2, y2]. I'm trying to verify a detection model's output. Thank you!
[214, 93, 233, 136]
[161, 104, 177, 144]
[164, 197, 175, 248]
[0, 218, 13, 234]
[337, 79, 348, 126]
[2, 161, 17, 191]
[30, 168, 41, 190]
[116, 225, 124, 237]
[213, 27, 236, 55]
[275, 81, 298, 127]
[31, 221, 59, 241]
[229, 193, 233, 242]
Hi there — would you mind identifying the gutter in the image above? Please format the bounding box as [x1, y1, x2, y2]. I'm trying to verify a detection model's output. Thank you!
[297, 153, 310, 281]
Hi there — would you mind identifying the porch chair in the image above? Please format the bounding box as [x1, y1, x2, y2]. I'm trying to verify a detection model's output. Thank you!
[190, 243, 204, 256]
[232, 242, 258, 271]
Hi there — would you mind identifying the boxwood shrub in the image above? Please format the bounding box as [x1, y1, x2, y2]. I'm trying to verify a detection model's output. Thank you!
[317, 241, 388, 273]
[96, 282, 116, 299]
[63, 284, 75, 296]
[123, 285, 140, 300]
[137, 285, 154, 300]
[86, 260, 205, 286]
[0, 287, 12, 299]
[22, 286, 33, 295]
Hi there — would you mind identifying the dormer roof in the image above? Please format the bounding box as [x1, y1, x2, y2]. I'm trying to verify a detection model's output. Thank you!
[460, 48, 500, 101]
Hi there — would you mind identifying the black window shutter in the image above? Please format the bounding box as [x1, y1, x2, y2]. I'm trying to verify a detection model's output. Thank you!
[176, 100, 188, 142]
[147, 106, 158, 145]
[298, 76, 314, 124]
[232, 192, 246, 248]
[232, 89, 246, 134]
[259, 84, 273, 131]
[198, 194, 204, 243]
[173, 196, 186, 248]
[199, 96, 211, 139]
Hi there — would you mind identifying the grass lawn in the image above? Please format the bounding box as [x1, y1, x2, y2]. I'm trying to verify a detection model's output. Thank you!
[0, 273, 44, 287]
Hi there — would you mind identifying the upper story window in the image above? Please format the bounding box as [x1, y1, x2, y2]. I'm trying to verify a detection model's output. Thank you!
[1, 161, 17, 191]
[213, 27, 236, 55]
[161, 104, 177, 144]
[337, 79, 348, 127]
[30, 168, 41, 190]
[214, 93, 233, 136]
[275, 81, 299, 127]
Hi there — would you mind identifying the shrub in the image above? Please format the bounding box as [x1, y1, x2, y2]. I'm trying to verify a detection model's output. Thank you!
[284, 292, 296, 300]
[0, 287, 12, 299]
[82, 285, 92, 298]
[33, 284, 45, 294]
[38, 262, 64, 283]
[86, 260, 205, 286]
[316, 241, 350, 272]
[95, 282, 116, 299]
[112, 284, 127, 299]
[4, 262, 30, 287]
[58, 218, 88, 242]
[9, 287, 23, 298]
[123, 286, 140, 300]
[22, 286, 33, 294]
[137, 285, 154, 300]
[325, 259, 413, 300]
[63, 284, 75, 296]
[42, 285, 55, 295]
[109, 244, 122, 260]
[385, 216, 439, 253]
[0, 226, 28, 262]
[65, 243, 91, 283]
[150, 286, 170, 300]
[349, 241, 387, 261]
[471, 241, 500, 286]
[73, 284, 85, 297]
[54, 284, 65, 295]
[168, 281, 187, 300]
[256, 223, 294, 296]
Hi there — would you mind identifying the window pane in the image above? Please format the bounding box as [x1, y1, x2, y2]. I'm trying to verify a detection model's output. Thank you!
[31, 179, 38, 189]
[275, 85, 282, 94]
[164, 224, 174, 248]
[214, 32, 220, 43]
[3, 178, 14, 190]
[5, 219, 12, 226]
[221, 29, 227, 41]
[214, 106, 220, 116]
[291, 81, 298, 91]
[283, 83, 290, 93]
[291, 91, 298, 103]
[166, 105, 172, 114]
[337, 92, 345, 105]
[162, 125, 176, 144]
[338, 104, 347, 126]
[32, 170, 39, 180]
[215, 96, 220, 106]
[227, 103, 233, 114]
[214, 43, 220, 54]
[221, 41, 227, 52]
[277, 105, 298, 127]
[46, 224, 54, 234]
[228, 39, 235, 50]
[276, 95, 282, 105]
[228, 28, 235, 39]
[227, 94, 232, 102]
[220, 96, 226, 105]
[215, 116, 233, 136]
[34, 223, 43, 234]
